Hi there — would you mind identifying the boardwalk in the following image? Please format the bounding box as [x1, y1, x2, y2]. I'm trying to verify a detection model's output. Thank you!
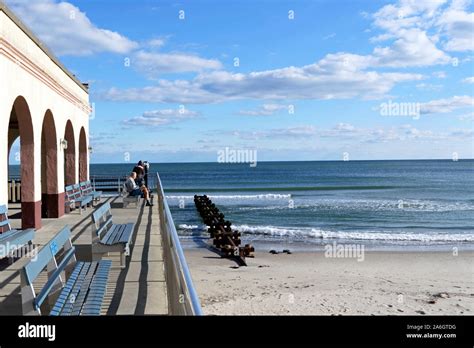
[0, 196, 168, 315]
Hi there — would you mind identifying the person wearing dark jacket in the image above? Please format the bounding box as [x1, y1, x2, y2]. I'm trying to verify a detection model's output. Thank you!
[132, 160, 153, 198]
[132, 161, 145, 187]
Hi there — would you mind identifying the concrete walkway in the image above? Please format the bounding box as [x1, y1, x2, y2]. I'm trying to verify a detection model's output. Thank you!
[0, 196, 168, 315]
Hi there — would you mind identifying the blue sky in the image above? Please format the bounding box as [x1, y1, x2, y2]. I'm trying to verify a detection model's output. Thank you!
[6, 0, 474, 163]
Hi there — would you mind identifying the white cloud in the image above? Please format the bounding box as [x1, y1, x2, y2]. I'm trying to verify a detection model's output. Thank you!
[122, 108, 199, 127]
[450, 128, 474, 137]
[103, 56, 422, 104]
[89, 132, 118, 149]
[432, 71, 447, 78]
[238, 104, 289, 116]
[370, 1, 455, 67]
[6, 0, 138, 56]
[372, 29, 451, 67]
[372, 0, 447, 33]
[133, 50, 223, 75]
[268, 126, 318, 137]
[323, 33, 336, 40]
[420, 95, 474, 114]
[228, 123, 471, 144]
[437, 0, 474, 52]
[462, 76, 474, 83]
[458, 111, 474, 120]
[227, 126, 318, 140]
[372, 0, 474, 54]
[416, 83, 443, 91]
[147, 38, 167, 48]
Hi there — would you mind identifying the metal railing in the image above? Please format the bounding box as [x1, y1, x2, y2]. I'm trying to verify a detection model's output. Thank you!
[155, 173, 203, 316]
[90, 175, 124, 192]
[90, 174, 157, 193]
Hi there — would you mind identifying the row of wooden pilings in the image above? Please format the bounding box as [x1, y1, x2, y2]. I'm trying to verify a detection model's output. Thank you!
[194, 195, 254, 266]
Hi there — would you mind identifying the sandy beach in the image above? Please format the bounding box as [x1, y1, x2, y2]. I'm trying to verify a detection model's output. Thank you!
[185, 246, 474, 315]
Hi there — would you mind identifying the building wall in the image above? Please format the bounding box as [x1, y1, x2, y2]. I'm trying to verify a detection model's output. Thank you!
[0, 9, 90, 229]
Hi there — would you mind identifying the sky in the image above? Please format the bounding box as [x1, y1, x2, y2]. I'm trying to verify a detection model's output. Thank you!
[5, 0, 474, 163]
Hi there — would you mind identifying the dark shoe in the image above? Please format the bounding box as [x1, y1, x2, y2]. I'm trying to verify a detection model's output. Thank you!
[146, 202, 154, 207]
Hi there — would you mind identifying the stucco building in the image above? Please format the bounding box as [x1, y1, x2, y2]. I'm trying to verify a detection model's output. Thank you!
[0, 1, 91, 229]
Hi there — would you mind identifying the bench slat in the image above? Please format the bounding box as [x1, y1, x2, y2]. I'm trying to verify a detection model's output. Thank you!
[96, 216, 113, 238]
[57, 262, 90, 315]
[50, 262, 85, 316]
[119, 224, 135, 243]
[81, 260, 111, 315]
[58, 262, 92, 316]
[0, 229, 17, 241]
[100, 223, 134, 245]
[111, 224, 126, 245]
[100, 223, 117, 245]
[34, 247, 76, 310]
[0, 229, 34, 259]
[71, 262, 98, 315]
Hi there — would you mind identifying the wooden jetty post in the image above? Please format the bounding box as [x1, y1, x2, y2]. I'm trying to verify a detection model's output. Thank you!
[194, 195, 254, 266]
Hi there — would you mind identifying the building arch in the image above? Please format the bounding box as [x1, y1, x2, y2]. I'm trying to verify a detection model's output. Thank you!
[63, 120, 76, 186]
[7, 96, 39, 229]
[41, 110, 60, 218]
[79, 127, 88, 182]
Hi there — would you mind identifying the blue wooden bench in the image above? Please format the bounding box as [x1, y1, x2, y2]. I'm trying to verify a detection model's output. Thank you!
[121, 183, 141, 208]
[65, 184, 92, 214]
[80, 180, 102, 206]
[20, 226, 111, 315]
[92, 202, 135, 268]
[0, 205, 35, 259]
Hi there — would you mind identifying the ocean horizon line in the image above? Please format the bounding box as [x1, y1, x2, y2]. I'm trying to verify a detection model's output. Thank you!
[85, 158, 474, 165]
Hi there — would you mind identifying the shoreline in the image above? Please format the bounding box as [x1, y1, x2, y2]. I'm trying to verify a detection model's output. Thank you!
[181, 238, 474, 253]
[185, 247, 474, 315]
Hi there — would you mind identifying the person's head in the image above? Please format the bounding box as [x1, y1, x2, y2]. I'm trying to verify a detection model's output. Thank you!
[138, 160, 143, 166]
[130, 172, 137, 179]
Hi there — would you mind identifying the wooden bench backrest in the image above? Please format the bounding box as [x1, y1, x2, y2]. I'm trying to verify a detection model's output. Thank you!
[21, 226, 76, 315]
[0, 205, 12, 233]
[79, 181, 89, 195]
[72, 184, 83, 199]
[79, 181, 93, 195]
[92, 202, 113, 239]
[122, 182, 129, 197]
[65, 185, 76, 202]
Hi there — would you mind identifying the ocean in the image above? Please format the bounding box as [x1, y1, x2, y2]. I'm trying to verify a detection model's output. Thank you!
[99, 160, 474, 251]
[10, 160, 474, 250]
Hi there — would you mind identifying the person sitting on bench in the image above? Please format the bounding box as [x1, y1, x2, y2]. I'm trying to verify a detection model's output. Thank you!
[132, 161, 145, 187]
[125, 172, 153, 207]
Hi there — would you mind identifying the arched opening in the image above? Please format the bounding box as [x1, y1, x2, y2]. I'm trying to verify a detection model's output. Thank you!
[79, 127, 88, 182]
[7, 96, 40, 229]
[41, 110, 61, 218]
[63, 120, 76, 186]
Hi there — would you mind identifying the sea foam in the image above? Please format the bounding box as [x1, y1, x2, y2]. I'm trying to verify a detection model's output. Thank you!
[167, 194, 291, 200]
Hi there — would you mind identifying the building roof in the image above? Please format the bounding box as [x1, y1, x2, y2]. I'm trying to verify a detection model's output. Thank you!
[0, 1, 89, 93]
